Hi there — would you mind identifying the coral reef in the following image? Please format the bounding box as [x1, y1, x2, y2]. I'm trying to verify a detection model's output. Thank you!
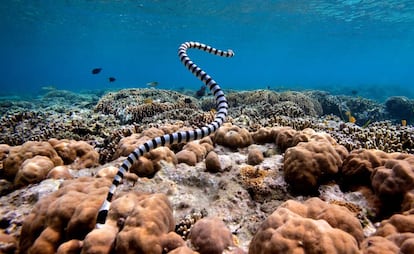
[3, 88, 414, 253]
[95, 88, 201, 124]
[385, 96, 414, 124]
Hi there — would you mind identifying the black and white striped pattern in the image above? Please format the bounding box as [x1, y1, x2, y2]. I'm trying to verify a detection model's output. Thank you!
[96, 41, 234, 227]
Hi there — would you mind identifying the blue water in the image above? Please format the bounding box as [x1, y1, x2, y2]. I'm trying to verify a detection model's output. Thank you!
[1, 0, 414, 101]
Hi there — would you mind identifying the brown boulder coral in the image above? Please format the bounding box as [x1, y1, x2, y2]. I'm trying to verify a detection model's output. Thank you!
[49, 139, 99, 169]
[273, 127, 317, 152]
[371, 156, 414, 213]
[83, 192, 184, 253]
[280, 198, 364, 244]
[19, 176, 184, 254]
[113, 129, 162, 159]
[3, 141, 63, 182]
[341, 149, 390, 189]
[114, 130, 177, 177]
[214, 123, 252, 148]
[283, 139, 348, 194]
[360, 236, 399, 254]
[205, 151, 221, 173]
[0, 144, 10, 171]
[362, 212, 414, 253]
[19, 177, 111, 253]
[176, 141, 208, 166]
[189, 217, 234, 254]
[0, 231, 17, 254]
[249, 207, 360, 254]
[247, 147, 264, 166]
[13, 155, 55, 188]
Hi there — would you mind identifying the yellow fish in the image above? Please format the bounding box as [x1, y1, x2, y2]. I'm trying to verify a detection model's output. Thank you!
[143, 98, 153, 104]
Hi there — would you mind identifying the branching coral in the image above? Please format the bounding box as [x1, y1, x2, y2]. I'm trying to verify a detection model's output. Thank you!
[94, 88, 200, 124]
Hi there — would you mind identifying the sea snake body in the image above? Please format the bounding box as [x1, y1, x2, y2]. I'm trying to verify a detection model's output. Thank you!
[96, 41, 234, 227]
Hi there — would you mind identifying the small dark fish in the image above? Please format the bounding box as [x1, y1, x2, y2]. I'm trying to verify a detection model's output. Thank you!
[195, 85, 206, 98]
[351, 90, 358, 95]
[184, 98, 192, 104]
[108, 77, 116, 82]
[92, 68, 102, 74]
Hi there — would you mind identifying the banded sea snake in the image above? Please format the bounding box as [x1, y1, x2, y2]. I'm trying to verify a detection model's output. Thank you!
[96, 41, 235, 227]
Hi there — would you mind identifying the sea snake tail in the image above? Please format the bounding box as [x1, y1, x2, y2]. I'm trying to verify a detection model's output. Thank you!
[96, 41, 234, 228]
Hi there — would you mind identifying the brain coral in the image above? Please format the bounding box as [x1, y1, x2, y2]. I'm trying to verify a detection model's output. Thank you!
[249, 206, 360, 254]
[283, 139, 348, 194]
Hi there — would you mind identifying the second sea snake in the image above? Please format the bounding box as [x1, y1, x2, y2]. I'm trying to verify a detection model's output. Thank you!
[96, 41, 235, 227]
